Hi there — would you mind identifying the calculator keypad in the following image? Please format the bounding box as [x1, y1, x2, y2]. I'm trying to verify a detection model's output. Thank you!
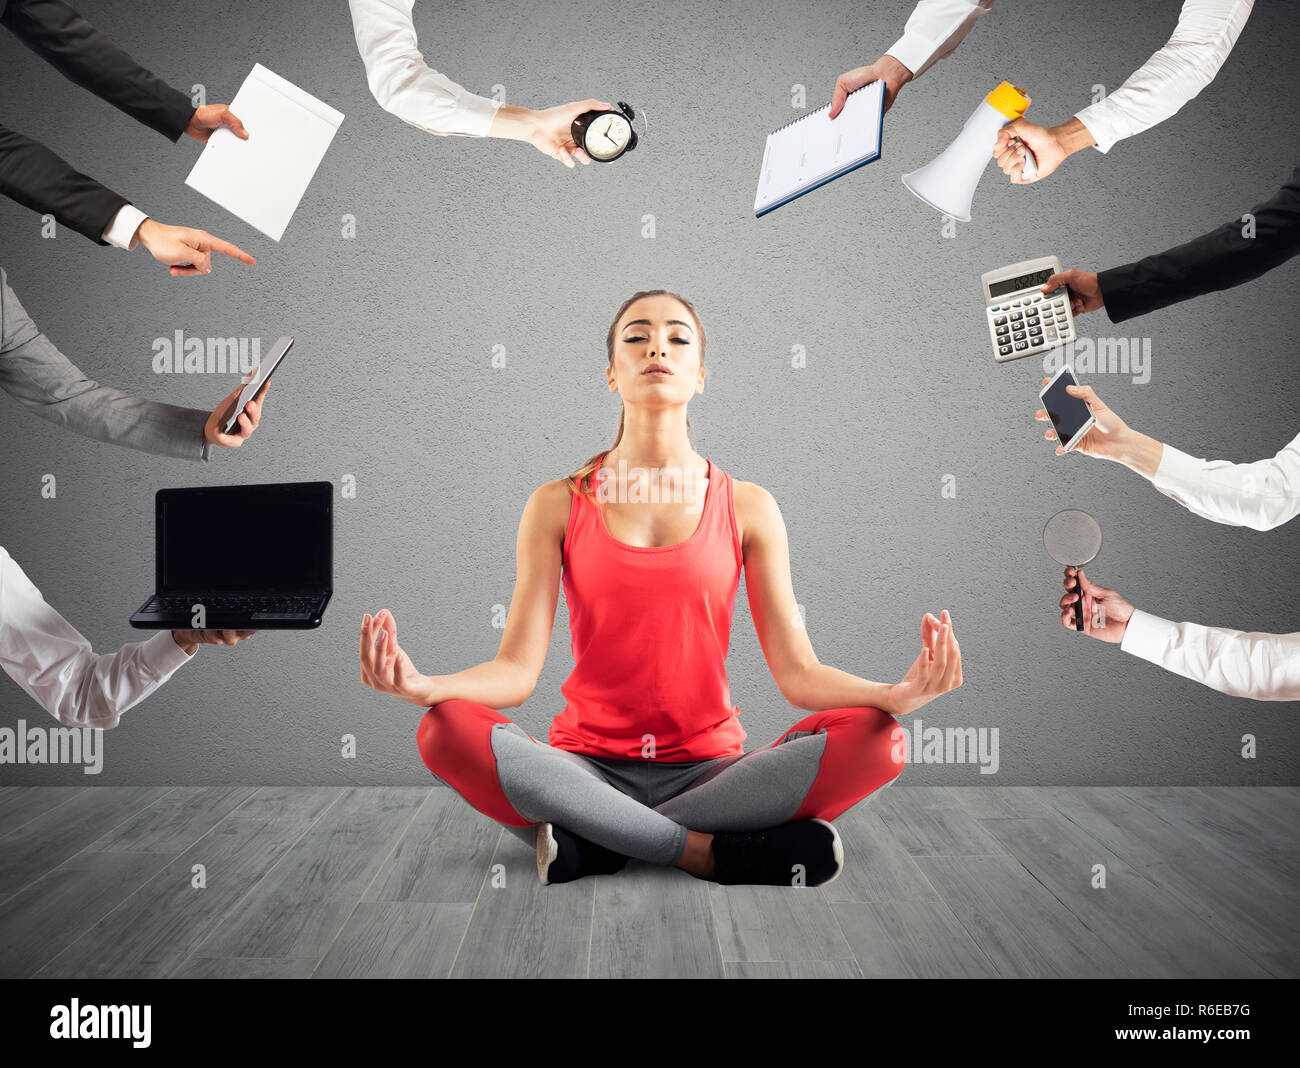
[988, 286, 1074, 361]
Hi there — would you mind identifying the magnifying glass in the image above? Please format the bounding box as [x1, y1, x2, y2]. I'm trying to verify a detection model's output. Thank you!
[1043, 509, 1102, 632]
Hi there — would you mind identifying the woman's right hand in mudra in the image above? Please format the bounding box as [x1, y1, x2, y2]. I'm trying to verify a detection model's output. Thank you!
[884, 610, 963, 716]
[360, 610, 433, 705]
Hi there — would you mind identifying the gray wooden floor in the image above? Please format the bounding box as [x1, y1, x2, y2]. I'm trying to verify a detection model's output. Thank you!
[0, 785, 1296, 979]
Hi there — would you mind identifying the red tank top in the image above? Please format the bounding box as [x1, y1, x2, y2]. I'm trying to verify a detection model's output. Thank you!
[550, 455, 747, 761]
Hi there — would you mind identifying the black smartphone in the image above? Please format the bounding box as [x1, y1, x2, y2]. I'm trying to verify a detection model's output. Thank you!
[221, 336, 293, 433]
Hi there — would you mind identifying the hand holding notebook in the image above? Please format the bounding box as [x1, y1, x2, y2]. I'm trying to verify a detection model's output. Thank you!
[754, 79, 886, 217]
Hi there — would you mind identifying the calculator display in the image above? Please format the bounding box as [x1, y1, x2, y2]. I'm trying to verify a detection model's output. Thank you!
[989, 268, 1053, 298]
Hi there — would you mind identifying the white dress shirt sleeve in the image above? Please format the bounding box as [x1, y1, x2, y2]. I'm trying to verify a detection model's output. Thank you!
[0, 547, 193, 729]
[348, 0, 502, 137]
[100, 205, 149, 251]
[1074, 0, 1253, 153]
[1146, 431, 1300, 531]
[886, 0, 994, 78]
[1120, 607, 1300, 702]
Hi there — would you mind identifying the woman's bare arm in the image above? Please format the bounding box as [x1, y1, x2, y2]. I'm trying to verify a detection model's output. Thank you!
[736, 480, 962, 716]
[360, 479, 569, 708]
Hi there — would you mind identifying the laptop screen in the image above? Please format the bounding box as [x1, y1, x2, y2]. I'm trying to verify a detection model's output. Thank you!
[158, 482, 332, 594]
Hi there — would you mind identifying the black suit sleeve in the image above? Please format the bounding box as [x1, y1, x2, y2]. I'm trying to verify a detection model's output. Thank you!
[1, 0, 194, 140]
[0, 0, 197, 243]
[0, 122, 128, 243]
[1098, 167, 1300, 324]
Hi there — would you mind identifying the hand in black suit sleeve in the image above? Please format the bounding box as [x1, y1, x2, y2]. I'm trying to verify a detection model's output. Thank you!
[1, 0, 194, 141]
[1099, 167, 1300, 323]
[0, 122, 128, 243]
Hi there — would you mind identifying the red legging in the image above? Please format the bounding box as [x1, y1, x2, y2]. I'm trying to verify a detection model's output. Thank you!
[417, 700, 905, 865]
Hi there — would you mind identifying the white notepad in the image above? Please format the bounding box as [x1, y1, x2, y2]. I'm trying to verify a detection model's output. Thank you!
[185, 63, 343, 241]
[754, 80, 886, 217]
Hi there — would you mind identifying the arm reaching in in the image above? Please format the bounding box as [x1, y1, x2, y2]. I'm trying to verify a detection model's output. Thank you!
[737, 480, 962, 717]
[1035, 381, 1299, 530]
[995, 0, 1253, 183]
[1062, 567, 1300, 701]
[830, 0, 993, 119]
[0, 546, 224, 728]
[348, 0, 609, 167]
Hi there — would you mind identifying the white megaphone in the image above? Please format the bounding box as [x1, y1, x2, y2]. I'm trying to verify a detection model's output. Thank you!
[902, 81, 1037, 221]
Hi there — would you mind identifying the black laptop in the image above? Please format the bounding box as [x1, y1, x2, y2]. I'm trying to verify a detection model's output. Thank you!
[130, 481, 333, 630]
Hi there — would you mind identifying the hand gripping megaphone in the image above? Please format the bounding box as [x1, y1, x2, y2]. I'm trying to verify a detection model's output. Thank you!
[902, 81, 1037, 221]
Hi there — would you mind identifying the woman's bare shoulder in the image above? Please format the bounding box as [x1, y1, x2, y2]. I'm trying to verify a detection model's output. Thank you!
[731, 478, 780, 516]
[521, 478, 578, 536]
[729, 477, 783, 547]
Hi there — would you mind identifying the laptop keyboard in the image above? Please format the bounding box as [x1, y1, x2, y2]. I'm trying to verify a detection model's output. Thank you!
[143, 595, 320, 616]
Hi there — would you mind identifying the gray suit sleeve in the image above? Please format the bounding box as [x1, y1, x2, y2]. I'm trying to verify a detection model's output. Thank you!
[0, 267, 209, 461]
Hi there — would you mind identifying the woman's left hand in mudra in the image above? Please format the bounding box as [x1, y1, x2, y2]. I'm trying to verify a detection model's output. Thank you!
[360, 610, 432, 705]
[884, 610, 963, 716]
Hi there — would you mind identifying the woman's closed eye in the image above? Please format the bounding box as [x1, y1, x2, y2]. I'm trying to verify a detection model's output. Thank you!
[623, 335, 690, 344]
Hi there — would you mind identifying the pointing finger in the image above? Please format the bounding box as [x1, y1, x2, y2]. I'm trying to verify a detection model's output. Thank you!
[199, 234, 256, 265]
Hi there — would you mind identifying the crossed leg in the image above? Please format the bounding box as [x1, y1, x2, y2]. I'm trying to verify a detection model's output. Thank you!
[654, 705, 906, 831]
[416, 700, 905, 871]
[417, 699, 690, 864]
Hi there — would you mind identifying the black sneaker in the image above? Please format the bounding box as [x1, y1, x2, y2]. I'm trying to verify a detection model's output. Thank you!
[710, 818, 843, 887]
[536, 823, 630, 885]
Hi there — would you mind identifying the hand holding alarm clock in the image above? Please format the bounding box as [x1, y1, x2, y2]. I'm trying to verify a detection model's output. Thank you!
[571, 101, 641, 162]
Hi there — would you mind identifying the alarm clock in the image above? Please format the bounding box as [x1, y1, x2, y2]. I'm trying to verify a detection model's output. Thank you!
[571, 101, 638, 162]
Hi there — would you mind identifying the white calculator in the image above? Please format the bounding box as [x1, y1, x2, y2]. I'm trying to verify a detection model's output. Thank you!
[981, 256, 1076, 363]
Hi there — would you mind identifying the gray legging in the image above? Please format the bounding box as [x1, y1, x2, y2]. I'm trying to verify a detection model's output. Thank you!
[487, 719, 895, 865]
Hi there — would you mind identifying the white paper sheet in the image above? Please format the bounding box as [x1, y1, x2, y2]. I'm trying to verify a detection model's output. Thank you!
[185, 64, 343, 241]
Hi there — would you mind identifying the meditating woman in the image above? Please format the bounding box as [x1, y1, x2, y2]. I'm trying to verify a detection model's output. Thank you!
[359, 290, 963, 887]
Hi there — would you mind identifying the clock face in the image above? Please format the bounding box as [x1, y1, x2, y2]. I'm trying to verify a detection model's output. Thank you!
[585, 112, 632, 160]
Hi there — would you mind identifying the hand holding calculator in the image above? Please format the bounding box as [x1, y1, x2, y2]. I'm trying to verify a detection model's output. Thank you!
[981, 256, 1076, 363]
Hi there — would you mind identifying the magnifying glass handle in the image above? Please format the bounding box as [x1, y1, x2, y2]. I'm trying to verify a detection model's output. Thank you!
[1075, 571, 1086, 632]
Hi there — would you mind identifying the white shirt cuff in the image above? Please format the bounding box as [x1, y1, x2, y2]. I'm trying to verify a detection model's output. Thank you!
[1119, 608, 1175, 664]
[454, 91, 503, 137]
[101, 205, 149, 250]
[1148, 442, 1202, 491]
[885, 34, 935, 78]
[1072, 106, 1116, 154]
[140, 629, 195, 680]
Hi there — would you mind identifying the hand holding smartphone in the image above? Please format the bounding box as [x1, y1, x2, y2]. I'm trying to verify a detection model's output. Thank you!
[221, 336, 293, 434]
[1039, 366, 1094, 453]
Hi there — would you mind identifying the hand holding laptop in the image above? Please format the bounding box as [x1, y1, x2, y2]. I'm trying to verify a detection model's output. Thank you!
[171, 629, 258, 655]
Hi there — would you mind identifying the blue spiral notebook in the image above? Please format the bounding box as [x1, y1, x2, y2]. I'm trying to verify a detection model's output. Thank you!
[754, 80, 886, 217]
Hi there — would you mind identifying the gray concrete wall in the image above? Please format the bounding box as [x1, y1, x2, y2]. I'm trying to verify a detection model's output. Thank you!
[1, 0, 1296, 784]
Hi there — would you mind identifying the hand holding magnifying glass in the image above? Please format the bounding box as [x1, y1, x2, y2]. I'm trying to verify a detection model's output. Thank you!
[1043, 509, 1134, 640]
[1043, 509, 1101, 631]
[1059, 568, 1134, 643]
